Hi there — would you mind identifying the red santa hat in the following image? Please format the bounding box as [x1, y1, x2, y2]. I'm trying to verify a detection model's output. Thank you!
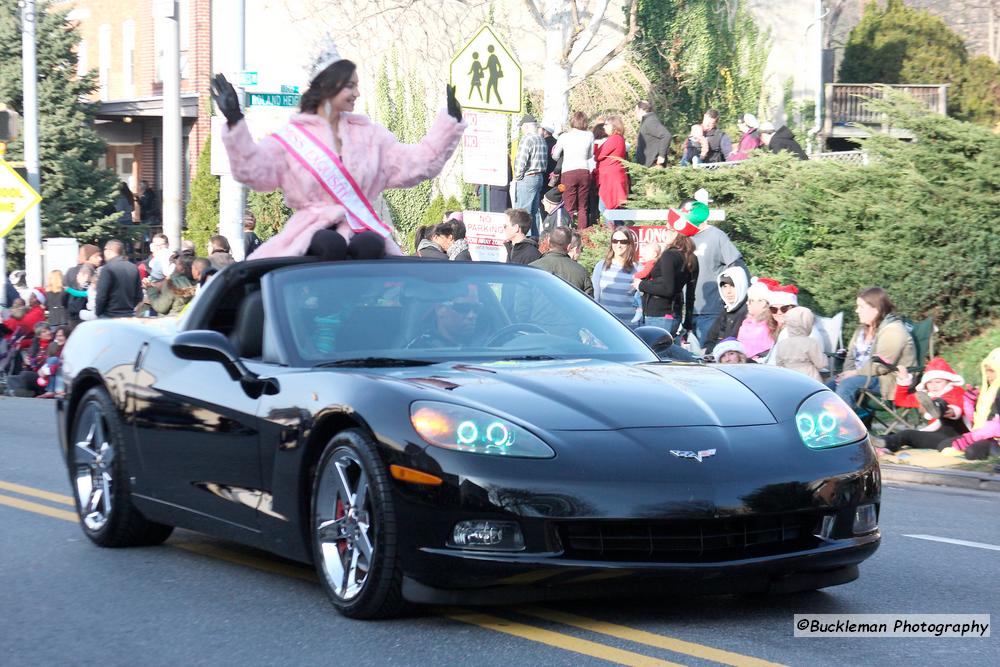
[916, 357, 963, 391]
[746, 276, 779, 302]
[30, 287, 46, 305]
[769, 283, 799, 307]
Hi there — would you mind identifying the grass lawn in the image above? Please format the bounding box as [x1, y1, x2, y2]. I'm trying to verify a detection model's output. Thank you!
[940, 322, 1000, 383]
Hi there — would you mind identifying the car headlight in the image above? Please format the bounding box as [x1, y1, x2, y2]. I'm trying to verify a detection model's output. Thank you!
[410, 401, 555, 458]
[796, 391, 868, 449]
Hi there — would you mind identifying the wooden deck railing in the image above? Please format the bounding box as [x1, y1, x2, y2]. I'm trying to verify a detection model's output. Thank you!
[824, 83, 948, 132]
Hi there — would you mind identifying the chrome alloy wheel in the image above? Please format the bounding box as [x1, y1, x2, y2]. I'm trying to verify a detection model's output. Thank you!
[73, 403, 115, 531]
[315, 447, 375, 601]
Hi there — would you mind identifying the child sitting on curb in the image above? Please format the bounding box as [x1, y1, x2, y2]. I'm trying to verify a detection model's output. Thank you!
[882, 357, 968, 453]
[940, 347, 1000, 460]
[773, 306, 827, 381]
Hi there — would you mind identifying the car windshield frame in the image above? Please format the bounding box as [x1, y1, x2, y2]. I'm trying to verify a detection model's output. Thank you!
[264, 260, 658, 367]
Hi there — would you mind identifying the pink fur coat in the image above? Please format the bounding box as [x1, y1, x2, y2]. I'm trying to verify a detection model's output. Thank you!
[222, 109, 466, 259]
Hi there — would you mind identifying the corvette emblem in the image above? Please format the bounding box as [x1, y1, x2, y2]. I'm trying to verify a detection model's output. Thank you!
[670, 449, 717, 462]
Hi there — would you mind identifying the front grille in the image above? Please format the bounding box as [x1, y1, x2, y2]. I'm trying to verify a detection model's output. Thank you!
[556, 512, 824, 563]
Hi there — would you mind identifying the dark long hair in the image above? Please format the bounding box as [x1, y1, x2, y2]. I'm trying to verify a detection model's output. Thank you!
[602, 227, 638, 272]
[667, 233, 697, 272]
[858, 286, 894, 334]
[300, 60, 357, 113]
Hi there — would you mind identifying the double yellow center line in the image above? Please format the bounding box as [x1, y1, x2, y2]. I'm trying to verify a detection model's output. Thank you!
[0, 479, 785, 667]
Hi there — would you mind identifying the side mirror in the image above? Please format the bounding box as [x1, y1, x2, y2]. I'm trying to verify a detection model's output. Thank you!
[172, 330, 278, 397]
[634, 325, 674, 355]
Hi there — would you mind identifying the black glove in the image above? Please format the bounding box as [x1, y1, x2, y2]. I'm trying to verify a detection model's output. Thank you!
[446, 84, 462, 122]
[210, 73, 244, 127]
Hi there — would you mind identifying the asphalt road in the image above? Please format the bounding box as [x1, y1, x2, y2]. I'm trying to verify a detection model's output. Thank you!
[1, 397, 997, 667]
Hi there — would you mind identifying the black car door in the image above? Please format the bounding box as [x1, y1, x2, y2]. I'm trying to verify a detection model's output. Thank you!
[130, 335, 263, 530]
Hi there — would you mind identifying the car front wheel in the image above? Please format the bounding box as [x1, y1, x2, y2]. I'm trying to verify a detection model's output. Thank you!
[69, 387, 173, 547]
[311, 429, 408, 619]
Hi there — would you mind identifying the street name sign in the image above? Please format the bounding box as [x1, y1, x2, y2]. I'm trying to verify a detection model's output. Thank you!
[0, 158, 42, 238]
[449, 25, 522, 114]
[237, 70, 258, 87]
[245, 92, 301, 108]
[462, 111, 508, 187]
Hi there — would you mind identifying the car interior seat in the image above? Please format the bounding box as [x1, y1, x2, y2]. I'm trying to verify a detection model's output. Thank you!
[228, 290, 264, 359]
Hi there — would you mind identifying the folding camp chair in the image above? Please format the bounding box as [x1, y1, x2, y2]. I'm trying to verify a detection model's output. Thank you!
[814, 311, 843, 378]
[857, 317, 935, 435]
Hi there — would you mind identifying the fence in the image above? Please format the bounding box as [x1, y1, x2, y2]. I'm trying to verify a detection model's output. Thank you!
[694, 150, 867, 170]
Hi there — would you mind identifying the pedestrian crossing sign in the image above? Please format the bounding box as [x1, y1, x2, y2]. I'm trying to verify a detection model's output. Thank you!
[0, 159, 41, 239]
[449, 25, 522, 114]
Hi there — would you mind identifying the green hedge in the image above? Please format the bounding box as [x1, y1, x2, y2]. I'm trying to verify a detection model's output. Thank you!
[622, 93, 1000, 343]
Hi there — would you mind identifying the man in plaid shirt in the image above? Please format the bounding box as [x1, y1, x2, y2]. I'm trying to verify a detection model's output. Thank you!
[512, 114, 548, 235]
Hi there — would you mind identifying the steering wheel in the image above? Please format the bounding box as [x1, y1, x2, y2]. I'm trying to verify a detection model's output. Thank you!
[485, 323, 549, 347]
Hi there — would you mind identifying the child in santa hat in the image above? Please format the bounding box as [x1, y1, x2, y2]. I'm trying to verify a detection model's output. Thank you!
[883, 357, 968, 453]
[737, 276, 779, 358]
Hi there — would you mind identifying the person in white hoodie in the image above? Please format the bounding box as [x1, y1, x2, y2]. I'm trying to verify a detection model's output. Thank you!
[703, 266, 749, 354]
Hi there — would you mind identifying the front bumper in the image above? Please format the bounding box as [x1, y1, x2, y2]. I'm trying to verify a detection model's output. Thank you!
[401, 533, 878, 604]
[387, 428, 882, 604]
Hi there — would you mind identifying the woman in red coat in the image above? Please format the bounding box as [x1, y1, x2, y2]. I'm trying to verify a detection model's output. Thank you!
[595, 115, 629, 213]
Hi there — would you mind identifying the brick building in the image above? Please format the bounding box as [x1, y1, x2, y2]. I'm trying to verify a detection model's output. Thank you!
[57, 0, 212, 219]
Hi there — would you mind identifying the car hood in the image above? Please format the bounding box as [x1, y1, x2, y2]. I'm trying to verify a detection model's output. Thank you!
[374, 359, 776, 430]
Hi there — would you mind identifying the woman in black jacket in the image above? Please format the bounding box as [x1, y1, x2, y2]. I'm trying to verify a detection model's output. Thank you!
[633, 229, 698, 335]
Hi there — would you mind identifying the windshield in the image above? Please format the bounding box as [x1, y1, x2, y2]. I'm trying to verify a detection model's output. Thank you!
[268, 261, 657, 366]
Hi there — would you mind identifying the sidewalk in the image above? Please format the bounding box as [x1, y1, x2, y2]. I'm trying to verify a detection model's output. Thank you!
[878, 448, 1000, 492]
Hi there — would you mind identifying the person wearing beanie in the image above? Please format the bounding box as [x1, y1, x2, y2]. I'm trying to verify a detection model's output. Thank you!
[772, 306, 827, 382]
[738, 276, 779, 358]
[727, 113, 763, 162]
[704, 267, 749, 354]
[713, 337, 750, 364]
[882, 357, 968, 454]
[540, 185, 568, 234]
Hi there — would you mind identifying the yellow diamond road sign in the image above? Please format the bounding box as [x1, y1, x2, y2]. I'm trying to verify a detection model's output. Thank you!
[450, 25, 522, 115]
[0, 159, 41, 238]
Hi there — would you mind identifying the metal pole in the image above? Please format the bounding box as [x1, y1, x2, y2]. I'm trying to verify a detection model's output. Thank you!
[21, 0, 42, 287]
[217, 0, 247, 259]
[160, 0, 182, 250]
[0, 238, 7, 307]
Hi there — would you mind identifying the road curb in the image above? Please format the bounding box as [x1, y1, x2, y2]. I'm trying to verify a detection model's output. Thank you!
[881, 463, 1000, 493]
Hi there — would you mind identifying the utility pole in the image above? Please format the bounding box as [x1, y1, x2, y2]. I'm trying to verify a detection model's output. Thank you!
[217, 0, 247, 259]
[21, 0, 42, 287]
[158, 0, 182, 250]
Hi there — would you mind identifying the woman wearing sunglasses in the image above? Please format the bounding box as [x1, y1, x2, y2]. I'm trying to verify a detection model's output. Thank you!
[592, 228, 639, 323]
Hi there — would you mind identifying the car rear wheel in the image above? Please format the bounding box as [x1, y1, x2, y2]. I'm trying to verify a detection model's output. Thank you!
[311, 429, 408, 619]
[69, 387, 173, 547]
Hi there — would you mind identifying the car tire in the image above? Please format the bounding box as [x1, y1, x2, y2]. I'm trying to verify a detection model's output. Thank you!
[311, 428, 409, 619]
[68, 387, 173, 547]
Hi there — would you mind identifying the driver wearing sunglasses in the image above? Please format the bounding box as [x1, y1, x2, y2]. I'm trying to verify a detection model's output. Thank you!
[409, 296, 483, 348]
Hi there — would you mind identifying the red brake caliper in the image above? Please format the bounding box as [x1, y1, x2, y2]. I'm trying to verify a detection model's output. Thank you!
[335, 498, 347, 555]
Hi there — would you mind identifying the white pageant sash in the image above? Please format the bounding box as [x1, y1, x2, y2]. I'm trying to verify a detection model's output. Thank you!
[272, 123, 392, 238]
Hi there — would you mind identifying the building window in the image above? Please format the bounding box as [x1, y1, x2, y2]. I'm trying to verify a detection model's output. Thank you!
[98, 24, 111, 100]
[122, 20, 135, 98]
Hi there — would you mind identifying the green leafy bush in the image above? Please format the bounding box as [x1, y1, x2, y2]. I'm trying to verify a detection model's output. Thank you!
[184, 139, 219, 255]
[626, 93, 1000, 342]
[247, 190, 291, 243]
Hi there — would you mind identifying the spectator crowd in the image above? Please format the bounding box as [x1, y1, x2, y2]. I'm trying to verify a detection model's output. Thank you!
[1, 101, 996, 466]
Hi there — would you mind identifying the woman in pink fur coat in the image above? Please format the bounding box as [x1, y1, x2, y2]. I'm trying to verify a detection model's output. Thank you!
[212, 60, 466, 260]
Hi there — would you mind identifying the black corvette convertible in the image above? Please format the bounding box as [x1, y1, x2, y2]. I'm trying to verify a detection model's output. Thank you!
[57, 258, 880, 618]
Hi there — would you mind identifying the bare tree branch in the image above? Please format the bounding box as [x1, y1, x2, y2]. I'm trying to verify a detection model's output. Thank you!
[567, 0, 637, 90]
[522, 0, 546, 29]
[567, 0, 612, 66]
